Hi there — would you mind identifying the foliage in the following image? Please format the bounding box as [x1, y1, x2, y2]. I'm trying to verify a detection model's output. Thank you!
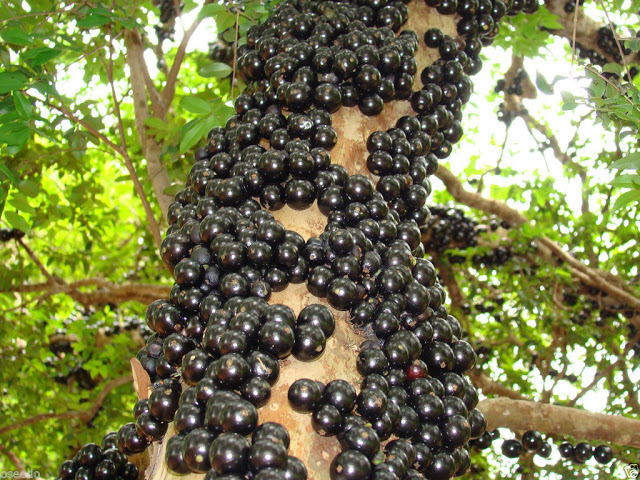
[0, 0, 639, 478]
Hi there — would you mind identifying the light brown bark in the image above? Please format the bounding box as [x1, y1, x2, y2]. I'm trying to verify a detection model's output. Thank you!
[478, 397, 640, 448]
[124, 30, 174, 220]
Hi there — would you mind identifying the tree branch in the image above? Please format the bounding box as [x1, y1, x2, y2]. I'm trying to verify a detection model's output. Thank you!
[124, 29, 173, 219]
[478, 396, 640, 448]
[160, 18, 202, 108]
[544, 0, 640, 66]
[1, 278, 171, 308]
[104, 31, 163, 250]
[435, 164, 640, 313]
[0, 444, 27, 476]
[0, 375, 132, 437]
[15, 238, 58, 285]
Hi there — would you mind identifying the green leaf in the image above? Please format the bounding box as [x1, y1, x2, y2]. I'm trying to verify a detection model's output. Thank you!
[1, 28, 33, 46]
[180, 118, 208, 153]
[4, 210, 29, 231]
[535, 72, 553, 95]
[602, 63, 624, 75]
[0, 164, 19, 184]
[0, 72, 27, 94]
[590, 78, 606, 99]
[625, 37, 640, 52]
[13, 91, 33, 119]
[163, 184, 183, 196]
[611, 152, 640, 171]
[180, 96, 213, 115]
[77, 14, 111, 28]
[197, 3, 228, 19]
[611, 174, 640, 188]
[8, 194, 35, 214]
[611, 189, 640, 212]
[144, 117, 170, 130]
[560, 91, 577, 111]
[222, 28, 236, 43]
[198, 62, 233, 78]
[17, 179, 39, 198]
[22, 47, 62, 67]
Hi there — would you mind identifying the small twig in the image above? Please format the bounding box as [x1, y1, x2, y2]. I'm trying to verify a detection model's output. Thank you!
[567, 358, 620, 407]
[0, 445, 27, 476]
[15, 238, 57, 285]
[67, 31, 123, 68]
[552, 280, 571, 311]
[570, 0, 580, 74]
[594, 0, 632, 81]
[230, 7, 241, 99]
[161, 18, 203, 109]
[104, 30, 163, 249]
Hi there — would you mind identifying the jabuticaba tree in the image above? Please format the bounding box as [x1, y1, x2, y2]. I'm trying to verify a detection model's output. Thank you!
[5, 0, 635, 479]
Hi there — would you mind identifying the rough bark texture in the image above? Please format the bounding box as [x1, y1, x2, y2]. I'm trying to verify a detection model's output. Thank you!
[478, 397, 640, 448]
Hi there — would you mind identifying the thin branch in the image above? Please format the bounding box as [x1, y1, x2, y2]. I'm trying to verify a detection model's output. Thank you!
[160, 18, 203, 109]
[15, 238, 57, 284]
[594, 0, 632, 81]
[1, 278, 171, 307]
[104, 31, 163, 250]
[51, 102, 126, 157]
[68, 31, 123, 68]
[435, 164, 640, 313]
[230, 8, 240, 99]
[0, 375, 132, 437]
[567, 358, 621, 407]
[0, 445, 27, 476]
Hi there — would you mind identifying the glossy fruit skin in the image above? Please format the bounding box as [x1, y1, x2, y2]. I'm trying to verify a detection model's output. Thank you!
[558, 442, 574, 458]
[288, 378, 323, 413]
[573, 442, 593, 463]
[339, 425, 381, 459]
[521, 430, 543, 452]
[326, 278, 360, 311]
[284, 455, 308, 480]
[182, 428, 215, 473]
[259, 321, 295, 359]
[593, 444, 613, 464]
[209, 433, 251, 475]
[330, 450, 372, 480]
[166, 434, 191, 475]
[249, 439, 288, 473]
[501, 439, 523, 459]
[292, 323, 327, 361]
[537, 442, 552, 458]
[312, 404, 344, 437]
[297, 304, 335, 337]
[136, 412, 168, 441]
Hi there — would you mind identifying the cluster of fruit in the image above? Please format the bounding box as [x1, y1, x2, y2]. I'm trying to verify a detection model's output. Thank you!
[57, 432, 139, 480]
[55, 0, 550, 478]
[0, 227, 25, 242]
[563, 0, 579, 13]
[209, 28, 235, 67]
[47, 313, 150, 390]
[154, 0, 183, 43]
[471, 429, 614, 465]
[423, 206, 513, 268]
[492, 68, 528, 96]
